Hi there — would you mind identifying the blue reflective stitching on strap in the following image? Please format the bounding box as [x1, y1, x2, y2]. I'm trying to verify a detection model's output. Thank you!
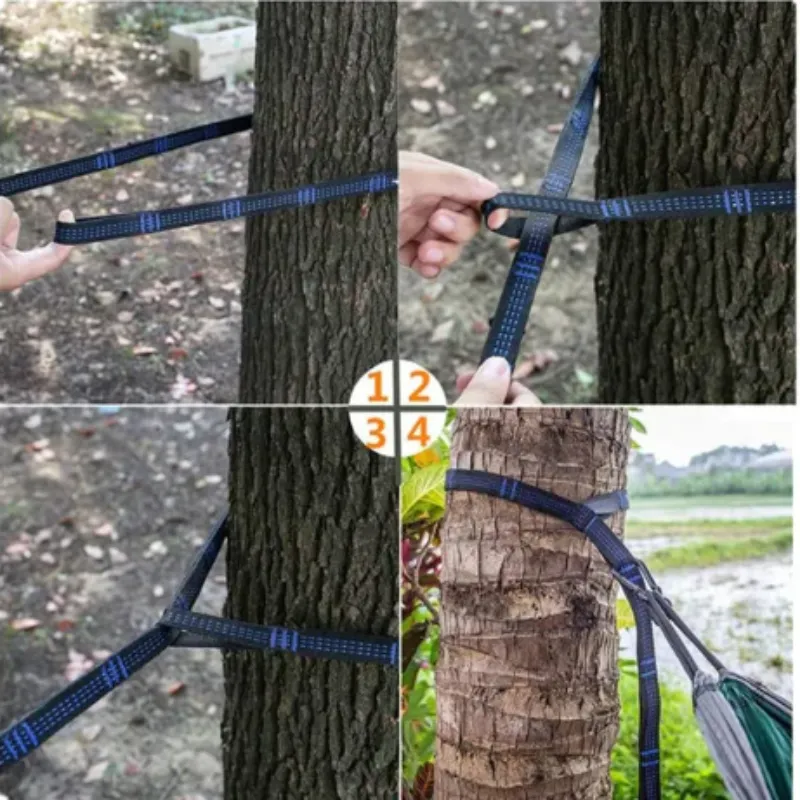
[478, 54, 795, 370]
[12, 729, 26, 756]
[0, 510, 397, 768]
[446, 467, 662, 800]
[3, 736, 17, 761]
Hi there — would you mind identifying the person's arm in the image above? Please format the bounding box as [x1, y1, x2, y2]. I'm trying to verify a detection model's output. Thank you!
[0, 197, 75, 291]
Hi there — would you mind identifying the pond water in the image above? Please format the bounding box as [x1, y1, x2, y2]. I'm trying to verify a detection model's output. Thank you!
[620, 555, 792, 698]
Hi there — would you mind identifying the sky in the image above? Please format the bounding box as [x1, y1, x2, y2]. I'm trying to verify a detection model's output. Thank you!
[634, 407, 794, 466]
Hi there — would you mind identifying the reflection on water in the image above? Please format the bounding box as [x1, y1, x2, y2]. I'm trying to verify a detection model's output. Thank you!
[620, 556, 792, 698]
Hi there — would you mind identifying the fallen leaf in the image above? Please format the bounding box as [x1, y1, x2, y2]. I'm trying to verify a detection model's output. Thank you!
[169, 347, 189, 361]
[5, 541, 31, 558]
[11, 618, 41, 632]
[132, 345, 157, 357]
[82, 724, 103, 742]
[66, 649, 95, 681]
[559, 41, 583, 67]
[56, 619, 76, 632]
[166, 681, 186, 696]
[170, 376, 198, 400]
[84, 760, 109, 783]
[431, 319, 454, 343]
[145, 540, 168, 558]
[23, 413, 42, 429]
[76, 426, 96, 438]
[84, 545, 104, 561]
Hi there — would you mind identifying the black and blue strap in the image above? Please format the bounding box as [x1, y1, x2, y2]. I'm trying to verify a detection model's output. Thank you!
[480, 57, 600, 367]
[480, 56, 796, 369]
[0, 512, 397, 769]
[445, 468, 661, 800]
[0, 114, 397, 245]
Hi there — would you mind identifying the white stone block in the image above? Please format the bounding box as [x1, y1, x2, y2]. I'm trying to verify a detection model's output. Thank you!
[168, 17, 256, 83]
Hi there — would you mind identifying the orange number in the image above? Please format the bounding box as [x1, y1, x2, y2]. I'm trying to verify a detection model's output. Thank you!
[368, 370, 389, 403]
[408, 416, 431, 449]
[409, 370, 431, 402]
[366, 416, 387, 450]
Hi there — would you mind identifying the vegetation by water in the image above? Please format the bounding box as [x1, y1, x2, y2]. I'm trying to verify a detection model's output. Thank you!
[646, 530, 791, 571]
[631, 468, 791, 498]
[626, 515, 790, 539]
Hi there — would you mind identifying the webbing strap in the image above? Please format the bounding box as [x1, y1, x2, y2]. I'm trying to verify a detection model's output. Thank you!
[480, 56, 796, 369]
[445, 468, 661, 800]
[480, 57, 599, 366]
[0, 114, 397, 245]
[0, 512, 396, 769]
[0, 115, 252, 198]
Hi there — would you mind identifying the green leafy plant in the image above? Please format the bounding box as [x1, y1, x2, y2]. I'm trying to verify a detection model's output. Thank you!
[612, 660, 727, 799]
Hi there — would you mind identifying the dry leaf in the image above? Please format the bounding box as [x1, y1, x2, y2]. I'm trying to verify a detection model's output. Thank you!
[11, 618, 41, 632]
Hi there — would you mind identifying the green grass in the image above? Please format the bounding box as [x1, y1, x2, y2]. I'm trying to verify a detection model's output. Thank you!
[626, 516, 791, 540]
[630, 494, 791, 510]
[646, 531, 792, 571]
[612, 663, 727, 799]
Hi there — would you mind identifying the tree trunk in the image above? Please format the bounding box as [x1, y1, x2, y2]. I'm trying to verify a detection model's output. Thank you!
[239, 2, 397, 404]
[436, 408, 630, 800]
[596, 2, 795, 404]
[222, 408, 397, 799]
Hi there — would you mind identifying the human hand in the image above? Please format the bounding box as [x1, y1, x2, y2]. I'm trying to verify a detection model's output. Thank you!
[0, 197, 75, 291]
[455, 357, 541, 406]
[399, 151, 507, 278]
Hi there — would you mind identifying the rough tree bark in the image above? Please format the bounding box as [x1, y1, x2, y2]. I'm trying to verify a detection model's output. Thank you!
[239, 2, 397, 403]
[436, 408, 630, 800]
[223, 408, 397, 799]
[597, 2, 795, 404]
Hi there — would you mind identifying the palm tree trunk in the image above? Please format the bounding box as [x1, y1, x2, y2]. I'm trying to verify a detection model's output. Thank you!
[436, 408, 630, 799]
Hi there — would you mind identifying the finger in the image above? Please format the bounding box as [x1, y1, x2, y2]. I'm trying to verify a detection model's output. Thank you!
[414, 240, 463, 272]
[428, 207, 481, 245]
[2, 212, 21, 249]
[508, 381, 541, 406]
[486, 208, 509, 230]
[455, 357, 512, 406]
[398, 242, 417, 269]
[4, 209, 75, 288]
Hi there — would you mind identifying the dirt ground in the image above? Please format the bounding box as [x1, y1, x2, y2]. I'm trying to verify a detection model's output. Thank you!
[0, 406, 230, 800]
[398, 1, 600, 403]
[0, 2, 255, 404]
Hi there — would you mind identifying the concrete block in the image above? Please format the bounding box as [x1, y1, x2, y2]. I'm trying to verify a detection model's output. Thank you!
[168, 17, 256, 83]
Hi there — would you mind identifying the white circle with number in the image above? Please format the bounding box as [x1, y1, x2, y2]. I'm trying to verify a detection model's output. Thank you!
[348, 360, 447, 457]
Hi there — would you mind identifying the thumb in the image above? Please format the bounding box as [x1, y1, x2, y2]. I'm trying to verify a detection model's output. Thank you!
[455, 357, 512, 406]
[418, 160, 499, 206]
[0, 197, 14, 238]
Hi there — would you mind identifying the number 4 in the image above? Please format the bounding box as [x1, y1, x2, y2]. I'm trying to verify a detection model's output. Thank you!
[408, 416, 430, 449]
